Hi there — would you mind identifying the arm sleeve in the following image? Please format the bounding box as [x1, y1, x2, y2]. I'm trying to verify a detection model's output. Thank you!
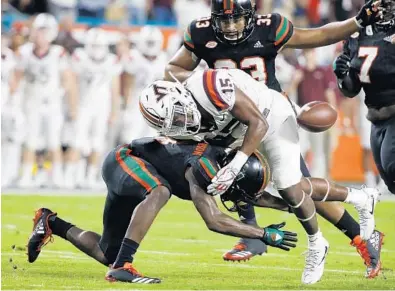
[271, 13, 294, 51]
[183, 21, 196, 52]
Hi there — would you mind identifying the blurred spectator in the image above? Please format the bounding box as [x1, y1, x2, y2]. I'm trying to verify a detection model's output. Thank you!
[174, 0, 210, 31]
[148, 0, 176, 24]
[288, 49, 340, 177]
[54, 13, 81, 54]
[48, 0, 76, 19]
[10, 0, 48, 15]
[78, 0, 109, 19]
[127, 0, 149, 25]
[105, 0, 127, 22]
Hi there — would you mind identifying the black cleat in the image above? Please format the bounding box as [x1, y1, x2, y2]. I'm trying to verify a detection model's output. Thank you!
[105, 263, 161, 284]
[27, 208, 56, 263]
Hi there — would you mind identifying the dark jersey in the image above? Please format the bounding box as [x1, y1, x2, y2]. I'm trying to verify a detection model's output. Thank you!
[128, 137, 225, 200]
[344, 26, 395, 108]
[183, 13, 294, 92]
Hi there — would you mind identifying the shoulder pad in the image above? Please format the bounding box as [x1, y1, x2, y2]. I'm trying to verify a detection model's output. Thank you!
[183, 17, 213, 52]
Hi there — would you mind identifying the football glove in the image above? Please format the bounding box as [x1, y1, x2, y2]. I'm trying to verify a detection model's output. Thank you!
[207, 151, 248, 196]
[261, 222, 298, 251]
[355, 0, 382, 28]
[333, 53, 351, 79]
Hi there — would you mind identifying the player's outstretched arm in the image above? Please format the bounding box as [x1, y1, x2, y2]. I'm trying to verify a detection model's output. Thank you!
[186, 168, 297, 251]
[186, 168, 264, 238]
[164, 46, 200, 82]
[285, 0, 381, 49]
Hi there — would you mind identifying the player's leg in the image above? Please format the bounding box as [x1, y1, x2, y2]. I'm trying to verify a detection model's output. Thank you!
[104, 145, 170, 283]
[46, 109, 64, 187]
[360, 102, 378, 187]
[264, 114, 328, 285]
[86, 111, 109, 188]
[18, 109, 40, 187]
[378, 116, 395, 194]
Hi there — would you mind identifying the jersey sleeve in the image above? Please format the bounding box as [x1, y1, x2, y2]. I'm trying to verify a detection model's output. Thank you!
[271, 13, 294, 51]
[202, 69, 236, 113]
[343, 33, 359, 59]
[183, 20, 196, 52]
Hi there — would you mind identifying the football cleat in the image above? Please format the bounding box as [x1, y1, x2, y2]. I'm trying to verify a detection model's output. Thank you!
[27, 208, 56, 263]
[105, 263, 161, 284]
[302, 236, 329, 284]
[223, 238, 267, 262]
[352, 230, 384, 279]
[354, 187, 379, 240]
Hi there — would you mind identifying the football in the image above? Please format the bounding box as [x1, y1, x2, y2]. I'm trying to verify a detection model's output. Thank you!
[297, 101, 338, 133]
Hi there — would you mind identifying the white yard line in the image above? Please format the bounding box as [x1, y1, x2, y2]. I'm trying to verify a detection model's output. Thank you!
[4, 250, 388, 276]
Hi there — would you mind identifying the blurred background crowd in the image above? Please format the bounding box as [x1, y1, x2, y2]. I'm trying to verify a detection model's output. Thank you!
[1, 0, 379, 191]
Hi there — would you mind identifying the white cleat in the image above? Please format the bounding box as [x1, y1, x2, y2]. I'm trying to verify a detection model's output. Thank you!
[355, 187, 379, 240]
[302, 236, 329, 285]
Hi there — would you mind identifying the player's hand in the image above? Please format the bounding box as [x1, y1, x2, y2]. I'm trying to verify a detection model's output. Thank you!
[355, 0, 382, 28]
[261, 222, 298, 251]
[207, 164, 239, 196]
[333, 53, 351, 79]
[207, 151, 249, 196]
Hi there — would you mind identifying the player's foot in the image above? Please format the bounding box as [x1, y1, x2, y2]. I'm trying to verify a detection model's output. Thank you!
[352, 230, 384, 279]
[27, 208, 56, 263]
[302, 236, 329, 285]
[105, 263, 161, 284]
[354, 187, 379, 240]
[223, 238, 267, 262]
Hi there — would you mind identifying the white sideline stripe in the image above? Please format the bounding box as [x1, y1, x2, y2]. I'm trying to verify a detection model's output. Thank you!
[2, 251, 371, 276]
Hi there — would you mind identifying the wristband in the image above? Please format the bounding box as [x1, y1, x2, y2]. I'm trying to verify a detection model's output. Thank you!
[230, 151, 249, 172]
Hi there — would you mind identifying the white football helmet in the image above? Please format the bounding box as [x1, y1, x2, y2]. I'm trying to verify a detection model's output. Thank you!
[31, 13, 59, 43]
[137, 26, 164, 57]
[139, 80, 201, 136]
[85, 28, 109, 61]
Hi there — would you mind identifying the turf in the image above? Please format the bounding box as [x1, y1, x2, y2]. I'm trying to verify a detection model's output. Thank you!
[1, 194, 395, 290]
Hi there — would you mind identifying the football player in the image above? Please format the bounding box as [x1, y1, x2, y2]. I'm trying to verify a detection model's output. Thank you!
[1, 32, 24, 187]
[26, 136, 298, 284]
[334, 0, 395, 195]
[139, 71, 379, 283]
[120, 26, 167, 144]
[164, 0, 384, 271]
[66, 28, 121, 189]
[13, 13, 77, 188]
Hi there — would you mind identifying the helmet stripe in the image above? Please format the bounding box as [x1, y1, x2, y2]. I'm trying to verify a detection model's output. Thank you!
[253, 150, 271, 193]
[139, 101, 164, 127]
[203, 69, 229, 111]
[224, 0, 233, 13]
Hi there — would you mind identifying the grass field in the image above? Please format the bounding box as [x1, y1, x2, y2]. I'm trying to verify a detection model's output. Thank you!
[2, 194, 395, 290]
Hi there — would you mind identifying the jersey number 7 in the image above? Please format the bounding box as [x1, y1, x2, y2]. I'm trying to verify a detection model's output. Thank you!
[358, 47, 378, 83]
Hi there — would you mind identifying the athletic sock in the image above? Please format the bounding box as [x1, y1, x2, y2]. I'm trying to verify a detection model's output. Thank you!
[113, 238, 140, 268]
[364, 171, 376, 188]
[334, 210, 360, 240]
[237, 203, 257, 225]
[344, 187, 368, 205]
[48, 216, 75, 240]
[308, 229, 322, 246]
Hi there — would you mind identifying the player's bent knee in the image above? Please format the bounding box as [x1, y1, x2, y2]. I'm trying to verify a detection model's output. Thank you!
[148, 185, 172, 205]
